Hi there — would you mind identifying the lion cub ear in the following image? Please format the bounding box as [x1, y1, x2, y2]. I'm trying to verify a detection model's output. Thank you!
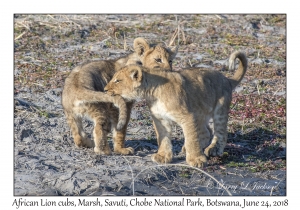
[169, 45, 178, 60]
[134, 37, 150, 57]
[129, 66, 143, 83]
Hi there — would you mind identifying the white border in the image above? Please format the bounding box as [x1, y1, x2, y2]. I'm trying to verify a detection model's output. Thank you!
[4, 0, 296, 209]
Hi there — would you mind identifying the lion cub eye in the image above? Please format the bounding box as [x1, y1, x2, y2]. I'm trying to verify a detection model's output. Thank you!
[155, 58, 162, 63]
[114, 79, 121, 83]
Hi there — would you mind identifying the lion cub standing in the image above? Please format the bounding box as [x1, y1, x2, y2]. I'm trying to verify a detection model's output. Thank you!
[62, 37, 177, 155]
[104, 51, 247, 168]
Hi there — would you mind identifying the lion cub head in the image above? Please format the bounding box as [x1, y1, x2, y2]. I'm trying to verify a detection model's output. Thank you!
[104, 65, 144, 100]
[133, 37, 178, 71]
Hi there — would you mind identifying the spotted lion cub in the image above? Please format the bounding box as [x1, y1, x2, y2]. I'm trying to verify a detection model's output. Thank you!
[104, 51, 247, 168]
[62, 37, 177, 155]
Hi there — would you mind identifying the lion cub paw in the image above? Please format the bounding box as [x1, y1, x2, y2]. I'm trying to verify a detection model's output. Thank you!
[114, 147, 134, 155]
[186, 155, 207, 168]
[74, 137, 93, 148]
[94, 147, 112, 155]
[151, 152, 173, 164]
[204, 146, 224, 157]
[204, 146, 217, 157]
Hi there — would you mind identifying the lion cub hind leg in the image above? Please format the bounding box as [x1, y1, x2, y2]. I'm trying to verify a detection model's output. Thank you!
[180, 117, 212, 155]
[65, 113, 94, 148]
[93, 120, 111, 155]
[204, 117, 228, 157]
[110, 102, 134, 155]
[204, 100, 229, 157]
[87, 104, 112, 155]
[204, 125, 228, 157]
[151, 117, 173, 164]
[182, 117, 208, 168]
[112, 129, 134, 155]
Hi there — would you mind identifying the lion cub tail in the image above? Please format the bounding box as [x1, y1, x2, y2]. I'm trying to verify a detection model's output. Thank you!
[79, 89, 127, 130]
[228, 51, 248, 89]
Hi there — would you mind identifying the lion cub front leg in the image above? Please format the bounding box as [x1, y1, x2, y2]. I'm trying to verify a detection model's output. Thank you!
[151, 117, 173, 164]
[111, 102, 134, 155]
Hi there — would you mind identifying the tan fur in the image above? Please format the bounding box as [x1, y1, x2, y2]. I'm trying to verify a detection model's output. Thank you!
[181, 51, 248, 156]
[104, 51, 247, 167]
[62, 37, 177, 155]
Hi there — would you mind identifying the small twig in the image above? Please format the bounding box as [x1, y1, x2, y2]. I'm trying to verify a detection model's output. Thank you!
[215, 15, 225, 20]
[178, 185, 184, 194]
[273, 87, 284, 96]
[257, 83, 260, 95]
[47, 14, 56, 20]
[188, 59, 193, 67]
[123, 34, 127, 50]
[32, 82, 44, 87]
[122, 156, 135, 194]
[168, 28, 178, 47]
[227, 172, 237, 176]
[176, 15, 180, 46]
[15, 21, 31, 31]
[38, 21, 58, 28]
[270, 180, 282, 196]
[15, 31, 26, 40]
[270, 186, 274, 196]
[88, 190, 97, 196]
[179, 27, 186, 45]
[101, 193, 116, 196]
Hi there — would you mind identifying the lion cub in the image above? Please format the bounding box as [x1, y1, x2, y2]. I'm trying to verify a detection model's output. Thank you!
[62, 37, 177, 155]
[104, 51, 247, 168]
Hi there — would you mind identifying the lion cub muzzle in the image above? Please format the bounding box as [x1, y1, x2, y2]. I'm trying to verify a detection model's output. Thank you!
[104, 86, 114, 96]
